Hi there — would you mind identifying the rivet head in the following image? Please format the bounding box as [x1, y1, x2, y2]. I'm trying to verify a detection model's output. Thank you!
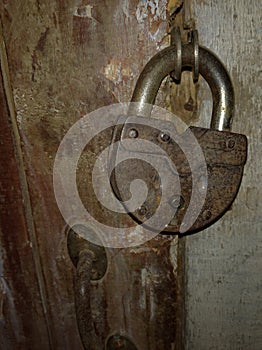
[137, 205, 147, 217]
[128, 128, 138, 138]
[159, 131, 171, 143]
[227, 139, 235, 149]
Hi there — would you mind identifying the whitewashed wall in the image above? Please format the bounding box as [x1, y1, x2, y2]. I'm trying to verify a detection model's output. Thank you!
[185, 1, 262, 349]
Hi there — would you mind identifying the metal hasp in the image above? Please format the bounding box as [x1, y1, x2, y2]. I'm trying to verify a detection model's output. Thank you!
[111, 36, 247, 234]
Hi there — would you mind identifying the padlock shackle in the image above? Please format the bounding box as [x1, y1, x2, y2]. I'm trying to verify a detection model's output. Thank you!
[130, 44, 234, 131]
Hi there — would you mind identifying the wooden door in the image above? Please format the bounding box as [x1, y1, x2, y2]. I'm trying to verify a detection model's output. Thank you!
[0, 1, 261, 349]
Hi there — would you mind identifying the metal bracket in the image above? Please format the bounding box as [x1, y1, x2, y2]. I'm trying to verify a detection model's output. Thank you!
[67, 225, 108, 349]
[170, 26, 199, 83]
[67, 225, 107, 281]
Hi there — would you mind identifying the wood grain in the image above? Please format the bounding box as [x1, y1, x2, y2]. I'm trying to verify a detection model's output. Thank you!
[0, 39, 51, 349]
[0, 1, 181, 349]
[1, 1, 260, 349]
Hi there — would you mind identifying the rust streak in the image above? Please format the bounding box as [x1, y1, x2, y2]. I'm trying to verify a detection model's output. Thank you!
[35, 27, 50, 52]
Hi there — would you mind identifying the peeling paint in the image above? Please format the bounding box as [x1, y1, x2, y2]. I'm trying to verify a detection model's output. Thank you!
[135, 0, 168, 43]
[136, 0, 167, 23]
[113, 0, 131, 25]
[148, 27, 161, 41]
[103, 60, 122, 84]
[14, 90, 27, 125]
[102, 57, 133, 85]
[73, 4, 94, 19]
[121, 0, 131, 21]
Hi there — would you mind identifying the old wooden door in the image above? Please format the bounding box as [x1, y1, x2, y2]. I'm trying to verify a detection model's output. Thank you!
[0, 1, 261, 349]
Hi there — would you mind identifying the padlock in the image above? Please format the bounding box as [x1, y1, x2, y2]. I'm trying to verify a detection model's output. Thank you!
[110, 42, 247, 234]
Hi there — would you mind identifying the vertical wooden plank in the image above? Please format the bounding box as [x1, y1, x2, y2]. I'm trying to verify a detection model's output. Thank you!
[184, 1, 262, 349]
[0, 1, 185, 349]
[0, 36, 51, 350]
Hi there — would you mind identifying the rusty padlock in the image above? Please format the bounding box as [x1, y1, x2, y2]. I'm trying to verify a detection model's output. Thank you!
[110, 41, 247, 235]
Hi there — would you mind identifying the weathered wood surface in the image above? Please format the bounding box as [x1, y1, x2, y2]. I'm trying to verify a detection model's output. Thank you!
[1, 0, 260, 349]
[0, 49, 51, 349]
[184, 1, 262, 349]
[0, 1, 183, 349]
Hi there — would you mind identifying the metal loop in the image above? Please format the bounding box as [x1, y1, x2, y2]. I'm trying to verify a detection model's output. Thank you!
[170, 26, 182, 82]
[191, 30, 199, 82]
[129, 44, 234, 131]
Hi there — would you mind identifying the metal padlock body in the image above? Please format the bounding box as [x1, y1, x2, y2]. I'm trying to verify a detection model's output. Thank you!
[110, 43, 248, 234]
[111, 118, 247, 234]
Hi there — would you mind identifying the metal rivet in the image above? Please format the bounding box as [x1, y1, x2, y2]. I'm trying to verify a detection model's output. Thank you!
[227, 139, 235, 149]
[128, 128, 138, 138]
[137, 205, 147, 217]
[160, 131, 171, 143]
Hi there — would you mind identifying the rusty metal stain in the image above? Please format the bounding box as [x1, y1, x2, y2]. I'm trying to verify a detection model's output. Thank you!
[111, 122, 247, 234]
